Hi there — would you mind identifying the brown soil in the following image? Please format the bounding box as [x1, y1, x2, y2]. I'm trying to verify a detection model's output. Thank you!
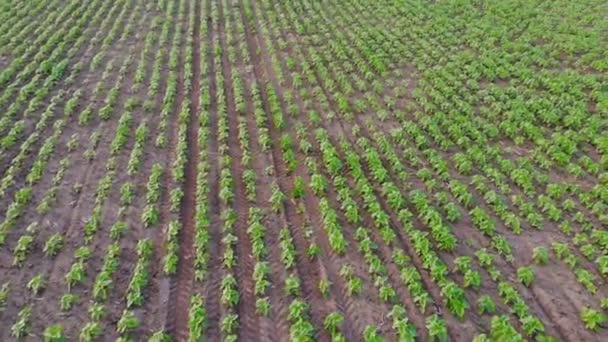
[167, 0, 201, 338]
[1, 0, 606, 341]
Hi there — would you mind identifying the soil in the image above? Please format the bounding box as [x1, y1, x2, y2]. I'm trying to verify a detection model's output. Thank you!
[166, 0, 200, 338]
[1, 0, 606, 341]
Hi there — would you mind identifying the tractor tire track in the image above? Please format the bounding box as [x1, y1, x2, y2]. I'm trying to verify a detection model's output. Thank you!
[167, 0, 201, 340]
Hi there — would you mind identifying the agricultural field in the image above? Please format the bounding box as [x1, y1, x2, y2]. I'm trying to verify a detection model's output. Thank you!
[0, 0, 607, 340]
